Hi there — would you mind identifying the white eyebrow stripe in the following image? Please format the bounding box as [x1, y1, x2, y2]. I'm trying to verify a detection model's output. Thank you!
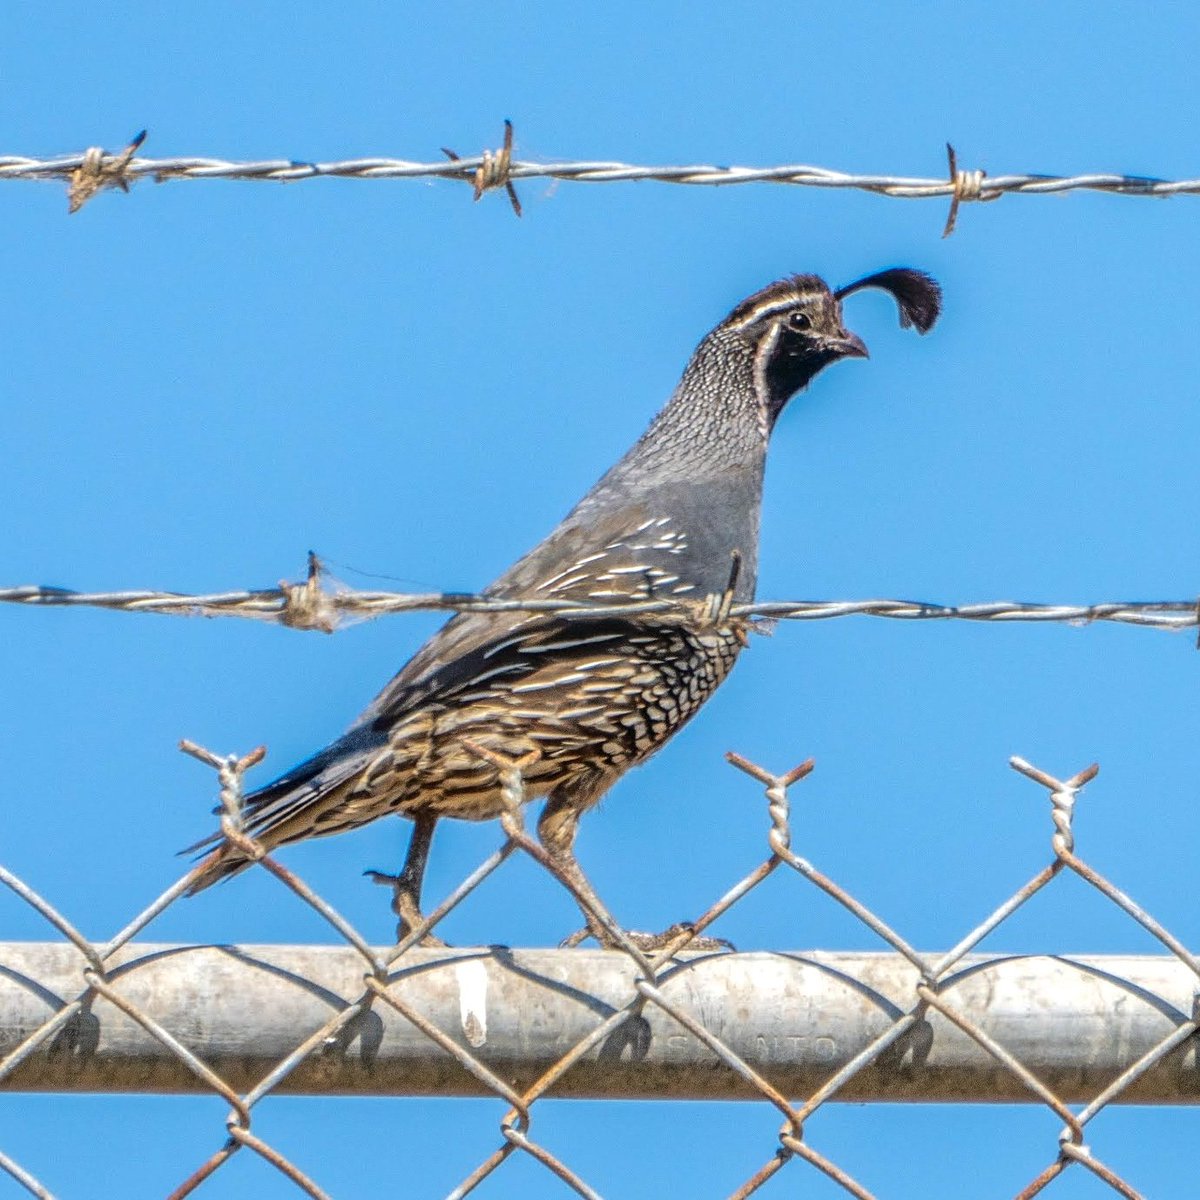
[728, 293, 823, 331]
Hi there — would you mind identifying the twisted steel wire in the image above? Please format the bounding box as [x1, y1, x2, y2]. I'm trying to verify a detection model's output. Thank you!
[5, 128, 1200, 224]
[3, 580, 1197, 633]
[5, 147, 1200, 196]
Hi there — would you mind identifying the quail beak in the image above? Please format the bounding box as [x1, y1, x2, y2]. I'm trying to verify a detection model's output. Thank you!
[827, 330, 869, 360]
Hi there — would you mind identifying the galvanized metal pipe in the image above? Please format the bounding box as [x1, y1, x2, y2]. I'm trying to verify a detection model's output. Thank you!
[0, 943, 1196, 1101]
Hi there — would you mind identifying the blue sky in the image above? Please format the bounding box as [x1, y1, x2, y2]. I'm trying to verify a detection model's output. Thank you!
[3, 3, 1200, 1197]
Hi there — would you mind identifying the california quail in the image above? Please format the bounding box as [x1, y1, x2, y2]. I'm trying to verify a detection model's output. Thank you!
[185, 269, 941, 946]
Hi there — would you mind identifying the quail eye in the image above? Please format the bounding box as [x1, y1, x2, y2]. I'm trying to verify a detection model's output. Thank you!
[787, 310, 812, 331]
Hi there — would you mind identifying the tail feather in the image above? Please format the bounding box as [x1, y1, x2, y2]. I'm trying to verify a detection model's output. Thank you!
[181, 730, 385, 896]
[183, 844, 257, 896]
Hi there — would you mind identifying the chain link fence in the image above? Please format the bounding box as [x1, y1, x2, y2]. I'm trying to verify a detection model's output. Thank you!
[2, 693, 1197, 1198]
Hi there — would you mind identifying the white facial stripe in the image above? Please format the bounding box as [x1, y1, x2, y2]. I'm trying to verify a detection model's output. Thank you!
[751, 323, 780, 437]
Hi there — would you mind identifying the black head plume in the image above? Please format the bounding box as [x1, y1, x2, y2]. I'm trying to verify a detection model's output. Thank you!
[835, 269, 941, 334]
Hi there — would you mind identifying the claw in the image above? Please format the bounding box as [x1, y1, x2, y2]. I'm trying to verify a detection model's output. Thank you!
[365, 868, 449, 948]
[560, 920, 735, 953]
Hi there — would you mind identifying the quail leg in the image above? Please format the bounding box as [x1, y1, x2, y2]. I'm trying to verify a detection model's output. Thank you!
[538, 790, 732, 954]
[537, 790, 625, 948]
[366, 811, 447, 947]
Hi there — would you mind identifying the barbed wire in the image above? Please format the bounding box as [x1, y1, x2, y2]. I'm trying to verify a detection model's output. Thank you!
[2, 570, 1197, 635]
[4, 125, 1200, 232]
[1, 746, 1194, 1199]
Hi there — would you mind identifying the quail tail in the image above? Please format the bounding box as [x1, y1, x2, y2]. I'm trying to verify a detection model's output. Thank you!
[181, 732, 384, 895]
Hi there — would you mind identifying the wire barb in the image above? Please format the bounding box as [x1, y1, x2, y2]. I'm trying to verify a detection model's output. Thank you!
[67, 129, 146, 213]
[942, 141, 991, 237]
[441, 119, 522, 216]
[278, 551, 337, 632]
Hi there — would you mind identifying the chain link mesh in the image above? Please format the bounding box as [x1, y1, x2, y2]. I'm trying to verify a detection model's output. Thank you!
[1, 731, 1195, 1198]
